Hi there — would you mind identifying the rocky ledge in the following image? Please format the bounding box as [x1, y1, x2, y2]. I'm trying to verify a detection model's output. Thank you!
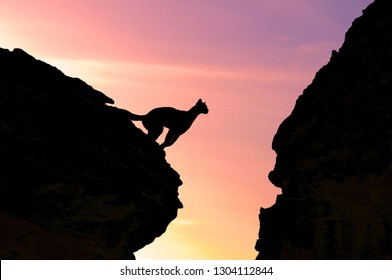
[256, 0, 392, 259]
[0, 47, 183, 259]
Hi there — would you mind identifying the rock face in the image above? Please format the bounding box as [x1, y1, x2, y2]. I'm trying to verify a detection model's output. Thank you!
[0, 48, 183, 259]
[256, 0, 392, 259]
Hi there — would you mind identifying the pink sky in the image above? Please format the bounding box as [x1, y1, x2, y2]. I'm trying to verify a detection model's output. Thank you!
[1, 0, 373, 259]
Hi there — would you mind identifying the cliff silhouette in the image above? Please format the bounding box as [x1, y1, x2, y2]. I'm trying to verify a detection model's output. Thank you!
[256, 0, 392, 259]
[0, 47, 183, 259]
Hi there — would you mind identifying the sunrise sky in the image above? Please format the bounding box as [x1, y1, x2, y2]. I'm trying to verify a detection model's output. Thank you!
[1, 0, 373, 259]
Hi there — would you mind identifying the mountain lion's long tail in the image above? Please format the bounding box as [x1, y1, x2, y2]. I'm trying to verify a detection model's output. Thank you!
[126, 111, 144, 121]
[106, 106, 144, 121]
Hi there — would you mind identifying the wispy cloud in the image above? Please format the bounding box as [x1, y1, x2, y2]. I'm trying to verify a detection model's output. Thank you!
[294, 42, 337, 55]
[172, 219, 199, 226]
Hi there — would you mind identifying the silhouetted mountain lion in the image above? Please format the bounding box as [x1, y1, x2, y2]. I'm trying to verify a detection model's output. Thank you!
[128, 99, 209, 148]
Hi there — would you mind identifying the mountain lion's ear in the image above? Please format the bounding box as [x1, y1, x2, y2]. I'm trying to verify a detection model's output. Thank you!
[198, 98, 202, 102]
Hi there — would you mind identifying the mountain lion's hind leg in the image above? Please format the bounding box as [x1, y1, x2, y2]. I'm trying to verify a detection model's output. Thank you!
[143, 120, 164, 141]
[161, 130, 180, 148]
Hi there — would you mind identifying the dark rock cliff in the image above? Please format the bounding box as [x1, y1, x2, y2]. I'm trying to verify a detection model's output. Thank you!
[256, 0, 392, 259]
[0, 47, 183, 259]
